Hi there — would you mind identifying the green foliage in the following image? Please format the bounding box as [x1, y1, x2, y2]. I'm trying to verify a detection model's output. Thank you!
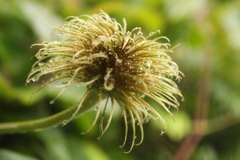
[1, 0, 240, 159]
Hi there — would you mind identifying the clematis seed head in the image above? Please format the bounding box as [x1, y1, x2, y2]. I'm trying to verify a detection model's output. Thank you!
[26, 11, 183, 153]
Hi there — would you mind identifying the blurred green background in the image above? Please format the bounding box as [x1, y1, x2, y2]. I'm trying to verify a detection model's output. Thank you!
[1, 0, 240, 159]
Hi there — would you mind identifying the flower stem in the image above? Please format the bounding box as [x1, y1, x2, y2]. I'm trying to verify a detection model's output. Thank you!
[0, 88, 103, 134]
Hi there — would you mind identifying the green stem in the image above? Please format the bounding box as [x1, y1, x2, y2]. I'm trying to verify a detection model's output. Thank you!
[0, 88, 104, 134]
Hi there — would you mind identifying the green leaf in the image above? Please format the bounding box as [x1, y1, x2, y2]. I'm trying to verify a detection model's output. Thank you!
[0, 149, 39, 160]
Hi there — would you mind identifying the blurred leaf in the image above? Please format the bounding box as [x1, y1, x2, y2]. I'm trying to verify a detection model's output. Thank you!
[191, 144, 218, 160]
[36, 129, 73, 160]
[212, 79, 240, 116]
[35, 128, 111, 160]
[0, 149, 38, 160]
[164, 0, 206, 22]
[216, 2, 240, 49]
[17, 0, 63, 41]
[0, 73, 15, 101]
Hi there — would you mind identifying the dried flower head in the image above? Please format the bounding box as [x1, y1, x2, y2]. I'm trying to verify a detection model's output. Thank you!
[26, 11, 183, 153]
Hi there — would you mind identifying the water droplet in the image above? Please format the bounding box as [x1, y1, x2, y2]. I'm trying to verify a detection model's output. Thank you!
[38, 62, 44, 66]
[149, 32, 154, 36]
[50, 100, 55, 104]
[147, 60, 152, 67]
[129, 86, 134, 89]
[62, 81, 68, 84]
[116, 58, 123, 65]
[160, 130, 165, 136]
[62, 120, 68, 125]
[140, 94, 146, 98]
[137, 32, 143, 36]
[31, 76, 40, 82]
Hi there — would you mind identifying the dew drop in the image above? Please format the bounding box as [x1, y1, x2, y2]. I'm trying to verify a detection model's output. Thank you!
[31, 76, 39, 82]
[38, 62, 44, 66]
[62, 81, 68, 84]
[160, 130, 165, 136]
[116, 58, 123, 65]
[149, 32, 154, 36]
[140, 94, 146, 98]
[137, 32, 143, 36]
[50, 100, 55, 104]
[167, 105, 171, 109]
[62, 120, 68, 125]
[147, 60, 152, 67]
[129, 86, 134, 89]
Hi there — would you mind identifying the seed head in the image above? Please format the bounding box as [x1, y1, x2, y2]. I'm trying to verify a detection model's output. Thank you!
[26, 11, 183, 153]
